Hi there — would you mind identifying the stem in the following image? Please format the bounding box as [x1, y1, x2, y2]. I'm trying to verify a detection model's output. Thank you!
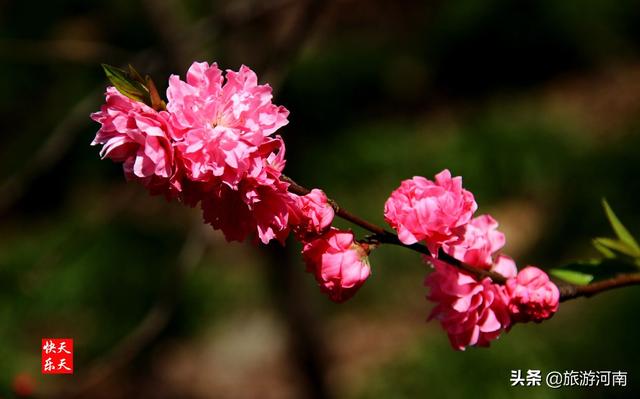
[282, 175, 506, 283]
[557, 273, 640, 302]
[282, 175, 640, 301]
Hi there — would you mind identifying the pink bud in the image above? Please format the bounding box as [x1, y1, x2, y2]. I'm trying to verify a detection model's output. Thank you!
[506, 266, 560, 323]
[302, 228, 371, 302]
[290, 189, 335, 238]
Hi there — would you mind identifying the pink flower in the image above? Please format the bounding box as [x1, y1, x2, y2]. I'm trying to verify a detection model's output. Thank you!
[492, 254, 518, 279]
[425, 257, 512, 350]
[302, 228, 371, 303]
[200, 138, 296, 244]
[91, 87, 178, 196]
[384, 170, 477, 255]
[443, 214, 505, 268]
[506, 266, 560, 323]
[163, 62, 295, 243]
[167, 62, 289, 188]
[290, 189, 335, 238]
[201, 179, 295, 244]
[93, 62, 294, 244]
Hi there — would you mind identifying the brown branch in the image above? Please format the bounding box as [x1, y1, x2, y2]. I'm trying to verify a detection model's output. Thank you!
[557, 273, 640, 301]
[282, 175, 640, 301]
[282, 175, 506, 284]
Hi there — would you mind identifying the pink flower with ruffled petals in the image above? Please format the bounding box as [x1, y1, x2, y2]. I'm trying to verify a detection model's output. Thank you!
[492, 254, 518, 280]
[443, 214, 505, 268]
[201, 180, 295, 244]
[384, 170, 477, 255]
[167, 62, 289, 188]
[163, 62, 294, 243]
[93, 62, 294, 244]
[290, 189, 335, 239]
[506, 266, 560, 323]
[91, 87, 178, 196]
[302, 228, 371, 303]
[425, 257, 513, 350]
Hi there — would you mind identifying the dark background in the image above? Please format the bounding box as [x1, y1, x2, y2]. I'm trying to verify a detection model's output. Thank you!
[1, 0, 640, 398]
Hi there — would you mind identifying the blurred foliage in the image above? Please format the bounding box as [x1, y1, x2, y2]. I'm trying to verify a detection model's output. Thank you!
[1, 0, 640, 398]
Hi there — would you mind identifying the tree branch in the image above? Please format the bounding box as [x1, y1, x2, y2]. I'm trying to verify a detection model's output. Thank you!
[282, 175, 640, 302]
[557, 273, 640, 301]
[282, 175, 506, 284]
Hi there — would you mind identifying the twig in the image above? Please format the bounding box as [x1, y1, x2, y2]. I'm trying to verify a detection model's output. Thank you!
[557, 273, 640, 301]
[282, 175, 640, 301]
[282, 174, 507, 283]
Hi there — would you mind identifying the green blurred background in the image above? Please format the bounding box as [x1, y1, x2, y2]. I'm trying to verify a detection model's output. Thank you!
[1, 0, 640, 398]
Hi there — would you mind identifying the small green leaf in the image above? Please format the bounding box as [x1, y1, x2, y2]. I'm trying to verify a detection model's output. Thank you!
[551, 258, 637, 285]
[592, 239, 616, 258]
[101, 64, 150, 104]
[550, 269, 593, 285]
[602, 199, 640, 252]
[593, 237, 640, 258]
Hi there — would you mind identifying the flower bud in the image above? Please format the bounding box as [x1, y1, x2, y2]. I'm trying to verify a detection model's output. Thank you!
[506, 266, 560, 323]
[302, 228, 371, 302]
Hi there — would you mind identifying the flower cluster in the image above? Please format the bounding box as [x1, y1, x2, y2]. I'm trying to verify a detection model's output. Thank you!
[385, 170, 560, 350]
[93, 61, 559, 348]
[291, 190, 371, 302]
[92, 61, 370, 301]
[92, 62, 292, 243]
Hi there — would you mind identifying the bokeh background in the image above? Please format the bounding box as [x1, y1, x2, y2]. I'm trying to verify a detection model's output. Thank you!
[1, 0, 640, 398]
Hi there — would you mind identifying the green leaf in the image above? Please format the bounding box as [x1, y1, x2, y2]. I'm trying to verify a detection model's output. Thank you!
[592, 237, 640, 258]
[551, 258, 638, 285]
[550, 269, 593, 285]
[602, 199, 640, 252]
[592, 239, 616, 258]
[101, 64, 150, 104]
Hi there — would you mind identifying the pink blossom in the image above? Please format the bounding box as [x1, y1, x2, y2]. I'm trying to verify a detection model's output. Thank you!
[200, 137, 296, 244]
[302, 228, 371, 303]
[384, 170, 477, 255]
[425, 257, 511, 350]
[290, 189, 335, 238]
[201, 179, 295, 244]
[443, 214, 505, 268]
[167, 62, 289, 188]
[91, 87, 177, 196]
[164, 62, 294, 243]
[492, 254, 518, 279]
[93, 62, 294, 244]
[506, 266, 560, 323]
